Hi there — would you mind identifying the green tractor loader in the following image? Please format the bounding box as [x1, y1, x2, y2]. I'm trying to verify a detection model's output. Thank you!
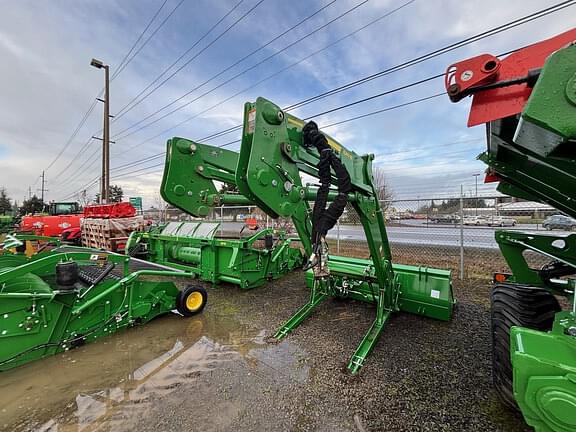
[160, 97, 454, 374]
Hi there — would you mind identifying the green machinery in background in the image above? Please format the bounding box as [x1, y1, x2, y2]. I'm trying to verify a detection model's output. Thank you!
[161, 97, 454, 374]
[0, 236, 207, 371]
[446, 30, 576, 432]
[0, 215, 16, 234]
[126, 221, 302, 289]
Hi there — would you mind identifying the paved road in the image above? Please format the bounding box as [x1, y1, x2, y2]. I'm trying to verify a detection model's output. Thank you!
[219, 220, 570, 249]
[328, 220, 568, 249]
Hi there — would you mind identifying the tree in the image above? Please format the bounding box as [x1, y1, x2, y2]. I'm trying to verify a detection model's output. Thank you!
[109, 185, 124, 203]
[0, 188, 12, 215]
[19, 195, 44, 215]
[372, 167, 394, 212]
[95, 185, 124, 203]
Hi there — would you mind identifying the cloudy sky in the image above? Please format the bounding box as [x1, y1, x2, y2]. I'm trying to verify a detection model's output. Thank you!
[0, 0, 573, 208]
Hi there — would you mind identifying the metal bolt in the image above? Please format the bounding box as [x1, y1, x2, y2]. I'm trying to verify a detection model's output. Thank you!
[272, 179, 278, 187]
[190, 143, 197, 152]
[1, 330, 6, 335]
[3, 314, 7, 319]
[567, 326, 576, 336]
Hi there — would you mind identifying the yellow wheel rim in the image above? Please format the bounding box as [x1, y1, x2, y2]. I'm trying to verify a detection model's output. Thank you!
[185, 291, 203, 311]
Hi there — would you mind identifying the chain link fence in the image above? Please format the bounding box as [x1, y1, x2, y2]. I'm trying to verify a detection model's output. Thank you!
[149, 195, 564, 280]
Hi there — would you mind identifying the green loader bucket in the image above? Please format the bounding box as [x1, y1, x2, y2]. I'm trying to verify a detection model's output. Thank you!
[305, 255, 454, 321]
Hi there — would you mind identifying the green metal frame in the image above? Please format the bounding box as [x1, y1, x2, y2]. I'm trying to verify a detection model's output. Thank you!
[0, 249, 193, 370]
[126, 221, 302, 289]
[475, 44, 576, 431]
[160, 97, 454, 373]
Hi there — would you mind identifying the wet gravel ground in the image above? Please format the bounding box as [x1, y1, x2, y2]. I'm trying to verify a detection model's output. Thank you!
[127, 272, 530, 432]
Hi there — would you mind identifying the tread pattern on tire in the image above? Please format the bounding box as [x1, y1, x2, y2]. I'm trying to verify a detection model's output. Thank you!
[491, 283, 560, 410]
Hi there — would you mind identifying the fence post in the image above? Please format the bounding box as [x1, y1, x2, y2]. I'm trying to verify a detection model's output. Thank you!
[337, 218, 341, 253]
[459, 185, 465, 280]
[220, 206, 224, 235]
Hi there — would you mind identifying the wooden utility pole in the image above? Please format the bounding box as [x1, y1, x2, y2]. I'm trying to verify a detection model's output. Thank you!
[40, 170, 46, 202]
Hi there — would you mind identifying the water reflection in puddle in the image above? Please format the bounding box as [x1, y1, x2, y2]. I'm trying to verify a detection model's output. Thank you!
[0, 306, 308, 431]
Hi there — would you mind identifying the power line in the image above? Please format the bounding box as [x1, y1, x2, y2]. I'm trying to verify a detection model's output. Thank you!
[45, 0, 174, 175]
[110, 0, 172, 80]
[112, 0, 409, 141]
[55, 1, 576, 197]
[112, 0, 186, 79]
[113, 0, 247, 120]
[64, 0, 572, 184]
[113, 0, 267, 124]
[216, 92, 444, 149]
[193, 0, 576, 144]
[58, 89, 442, 199]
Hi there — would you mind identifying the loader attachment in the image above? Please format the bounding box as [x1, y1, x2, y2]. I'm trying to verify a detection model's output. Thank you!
[159, 97, 453, 373]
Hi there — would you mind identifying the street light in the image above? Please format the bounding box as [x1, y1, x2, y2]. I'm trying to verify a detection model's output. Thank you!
[473, 173, 480, 216]
[90, 58, 110, 203]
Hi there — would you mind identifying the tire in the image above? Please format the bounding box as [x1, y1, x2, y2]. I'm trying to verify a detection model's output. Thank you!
[176, 286, 208, 317]
[491, 284, 560, 410]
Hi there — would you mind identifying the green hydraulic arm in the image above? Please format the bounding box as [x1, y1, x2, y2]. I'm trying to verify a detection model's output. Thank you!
[161, 97, 453, 374]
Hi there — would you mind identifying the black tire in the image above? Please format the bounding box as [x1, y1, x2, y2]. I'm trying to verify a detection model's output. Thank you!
[491, 284, 560, 410]
[176, 286, 208, 317]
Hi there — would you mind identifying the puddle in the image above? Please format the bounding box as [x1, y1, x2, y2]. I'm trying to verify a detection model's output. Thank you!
[0, 304, 309, 431]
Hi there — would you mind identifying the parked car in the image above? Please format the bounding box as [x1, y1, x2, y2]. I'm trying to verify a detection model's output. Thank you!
[487, 216, 517, 227]
[542, 214, 576, 230]
[430, 214, 460, 224]
[463, 216, 488, 226]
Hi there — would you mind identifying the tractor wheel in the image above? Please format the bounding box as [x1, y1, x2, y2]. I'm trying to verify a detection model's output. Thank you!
[176, 286, 208, 317]
[491, 283, 560, 410]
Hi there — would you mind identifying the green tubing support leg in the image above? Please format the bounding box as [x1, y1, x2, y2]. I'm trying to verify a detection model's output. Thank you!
[347, 310, 392, 374]
[348, 279, 393, 374]
[274, 278, 327, 340]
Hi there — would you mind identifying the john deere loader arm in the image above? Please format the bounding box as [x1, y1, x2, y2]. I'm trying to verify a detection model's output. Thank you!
[446, 29, 576, 432]
[161, 97, 453, 374]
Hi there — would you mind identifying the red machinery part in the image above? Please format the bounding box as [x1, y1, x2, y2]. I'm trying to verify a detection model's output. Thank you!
[445, 28, 576, 126]
[20, 214, 82, 237]
[83, 202, 137, 219]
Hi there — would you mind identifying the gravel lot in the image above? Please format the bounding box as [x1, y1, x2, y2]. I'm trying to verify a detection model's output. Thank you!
[2, 270, 530, 432]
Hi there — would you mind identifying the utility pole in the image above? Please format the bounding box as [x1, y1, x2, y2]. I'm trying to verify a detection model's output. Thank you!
[39, 170, 47, 203]
[473, 173, 480, 216]
[91, 58, 110, 204]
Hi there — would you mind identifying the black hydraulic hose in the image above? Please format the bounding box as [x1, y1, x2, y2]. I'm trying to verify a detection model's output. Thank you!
[302, 121, 352, 248]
